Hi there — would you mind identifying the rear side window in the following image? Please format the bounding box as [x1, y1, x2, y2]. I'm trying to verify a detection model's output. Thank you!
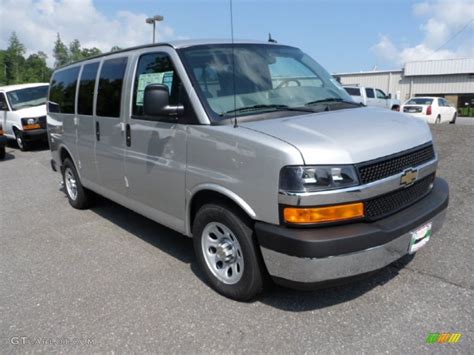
[49, 67, 80, 114]
[365, 88, 375, 98]
[78, 62, 99, 115]
[97, 57, 128, 117]
[344, 87, 360, 96]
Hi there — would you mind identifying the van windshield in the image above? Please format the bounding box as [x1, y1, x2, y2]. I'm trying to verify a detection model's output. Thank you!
[6, 85, 49, 111]
[179, 44, 355, 122]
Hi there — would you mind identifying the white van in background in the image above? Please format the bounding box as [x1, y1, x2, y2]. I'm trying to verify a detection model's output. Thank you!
[344, 86, 401, 111]
[0, 83, 49, 151]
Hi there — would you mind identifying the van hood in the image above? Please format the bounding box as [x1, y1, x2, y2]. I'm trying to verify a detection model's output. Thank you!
[13, 105, 46, 118]
[240, 107, 432, 164]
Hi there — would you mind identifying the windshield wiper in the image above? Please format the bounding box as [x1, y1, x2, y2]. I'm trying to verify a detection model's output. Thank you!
[222, 104, 314, 116]
[305, 98, 360, 107]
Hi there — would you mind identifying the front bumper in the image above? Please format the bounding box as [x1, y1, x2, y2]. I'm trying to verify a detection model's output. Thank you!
[21, 128, 48, 141]
[256, 177, 449, 287]
[0, 135, 6, 147]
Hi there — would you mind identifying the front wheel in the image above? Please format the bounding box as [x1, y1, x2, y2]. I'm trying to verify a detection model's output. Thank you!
[193, 203, 266, 301]
[450, 113, 457, 124]
[62, 158, 94, 209]
[14, 130, 28, 151]
[0, 146, 5, 160]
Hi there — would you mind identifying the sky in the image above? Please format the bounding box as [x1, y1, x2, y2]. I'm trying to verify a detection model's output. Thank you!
[0, 0, 473, 72]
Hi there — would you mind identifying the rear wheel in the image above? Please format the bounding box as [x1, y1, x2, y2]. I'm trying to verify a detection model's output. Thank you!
[450, 113, 457, 124]
[62, 158, 94, 209]
[193, 203, 266, 301]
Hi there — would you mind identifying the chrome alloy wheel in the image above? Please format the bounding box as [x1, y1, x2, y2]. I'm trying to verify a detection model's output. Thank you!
[64, 167, 78, 201]
[15, 133, 24, 149]
[201, 222, 244, 284]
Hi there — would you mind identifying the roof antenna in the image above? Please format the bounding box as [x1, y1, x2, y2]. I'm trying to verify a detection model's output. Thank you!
[268, 33, 277, 43]
[230, 0, 238, 128]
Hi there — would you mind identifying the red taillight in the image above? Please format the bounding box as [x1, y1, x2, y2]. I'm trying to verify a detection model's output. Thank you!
[426, 105, 432, 115]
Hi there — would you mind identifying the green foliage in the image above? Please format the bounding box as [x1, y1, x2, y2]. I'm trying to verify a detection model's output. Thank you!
[53, 33, 69, 68]
[0, 31, 119, 85]
[4, 32, 27, 84]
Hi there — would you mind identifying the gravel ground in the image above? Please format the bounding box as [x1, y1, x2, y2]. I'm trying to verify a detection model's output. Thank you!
[0, 125, 472, 353]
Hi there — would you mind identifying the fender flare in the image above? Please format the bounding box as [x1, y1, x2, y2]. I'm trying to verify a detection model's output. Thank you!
[185, 183, 257, 236]
[57, 144, 80, 176]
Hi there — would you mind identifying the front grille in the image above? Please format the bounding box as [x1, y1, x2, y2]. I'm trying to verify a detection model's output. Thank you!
[38, 116, 47, 129]
[357, 143, 435, 184]
[365, 173, 435, 220]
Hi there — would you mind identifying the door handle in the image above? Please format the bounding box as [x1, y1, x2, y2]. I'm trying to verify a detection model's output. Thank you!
[125, 123, 131, 147]
[95, 121, 100, 141]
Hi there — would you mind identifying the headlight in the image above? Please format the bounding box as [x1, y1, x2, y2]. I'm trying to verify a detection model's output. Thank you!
[27, 118, 37, 125]
[279, 165, 359, 192]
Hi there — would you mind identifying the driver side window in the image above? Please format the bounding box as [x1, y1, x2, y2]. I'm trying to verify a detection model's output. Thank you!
[133, 52, 179, 117]
[0, 93, 9, 111]
[376, 89, 386, 99]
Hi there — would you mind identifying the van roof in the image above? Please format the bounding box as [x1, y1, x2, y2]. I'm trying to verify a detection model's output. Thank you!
[0, 83, 49, 92]
[54, 39, 287, 70]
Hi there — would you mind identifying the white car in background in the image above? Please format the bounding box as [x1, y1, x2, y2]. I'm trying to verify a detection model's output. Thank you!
[401, 97, 457, 124]
[343, 86, 401, 111]
[0, 83, 49, 151]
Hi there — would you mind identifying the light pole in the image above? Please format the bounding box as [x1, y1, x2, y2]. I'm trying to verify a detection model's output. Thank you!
[145, 15, 164, 44]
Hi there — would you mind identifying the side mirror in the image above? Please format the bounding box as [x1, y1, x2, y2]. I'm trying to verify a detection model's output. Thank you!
[143, 84, 184, 121]
[387, 93, 392, 99]
[0, 101, 8, 111]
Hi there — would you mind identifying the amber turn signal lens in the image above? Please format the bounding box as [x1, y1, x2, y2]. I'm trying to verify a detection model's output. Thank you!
[23, 124, 41, 130]
[0, 130, 4, 135]
[284, 203, 364, 224]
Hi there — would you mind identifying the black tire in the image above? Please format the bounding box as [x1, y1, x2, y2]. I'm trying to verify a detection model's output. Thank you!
[62, 158, 94, 209]
[0, 146, 5, 160]
[193, 203, 266, 301]
[450, 113, 457, 124]
[14, 129, 28, 151]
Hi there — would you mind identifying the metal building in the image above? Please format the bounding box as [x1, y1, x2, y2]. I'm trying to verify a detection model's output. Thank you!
[335, 58, 474, 116]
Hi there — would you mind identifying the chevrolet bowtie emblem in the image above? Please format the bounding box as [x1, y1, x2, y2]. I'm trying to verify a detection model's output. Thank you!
[400, 168, 418, 187]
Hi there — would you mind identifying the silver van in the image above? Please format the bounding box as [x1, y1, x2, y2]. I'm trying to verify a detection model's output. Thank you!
[48, 40, 449, 300]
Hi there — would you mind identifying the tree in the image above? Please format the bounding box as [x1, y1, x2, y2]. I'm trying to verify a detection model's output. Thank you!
[5, 32, 26, 83]
[0, 50, 7, 85]
[69, 39, 83, 62]
[23, 51, 51, 83]
[110, 45, 122, 52]
[53, 33, 69, 68]
[81, 47, 102, 58]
